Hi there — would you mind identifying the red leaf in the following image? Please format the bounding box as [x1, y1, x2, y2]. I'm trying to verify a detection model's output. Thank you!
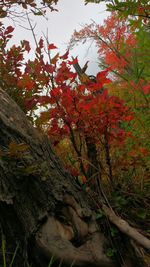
[68, 57, 78, 65]
[39, 38, 44, 48]
[17, 74, 35, 90]
[44, 64, 54, 73]
[96, 69, 109, 80]
[48, 43, 58, 50]
[123, 115, 133, 121]
[97, 70, 107, 79]
[60, 50, 69, 60]
[22, 40, 30, 53]
[142, 83, 150, 95]
[38, 96, 51, 105]
[51, 88, 61, 98]
[25, 97, 38, 110]
[96, 69, 111, 84]
[5, 26, 14, 35]
[70, 170, 79, 177]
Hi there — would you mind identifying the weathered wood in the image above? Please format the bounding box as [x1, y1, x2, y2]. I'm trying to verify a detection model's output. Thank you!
[102, 204, 150, 250]
[0, 88, 115, 267]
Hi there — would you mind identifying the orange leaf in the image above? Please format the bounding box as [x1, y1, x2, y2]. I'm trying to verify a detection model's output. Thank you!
[139, 148, 148, 156]
[51, 53, 59, 64]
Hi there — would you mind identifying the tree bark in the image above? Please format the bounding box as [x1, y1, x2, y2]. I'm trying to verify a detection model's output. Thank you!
[0, 88, 146, 267]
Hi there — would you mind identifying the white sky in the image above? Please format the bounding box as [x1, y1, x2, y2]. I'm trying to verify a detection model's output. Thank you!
[4, 0, 109, 74]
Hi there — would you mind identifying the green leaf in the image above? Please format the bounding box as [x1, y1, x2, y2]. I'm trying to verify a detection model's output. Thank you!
[96, 209, 105, 219]
[106, 248, 117, 257]
[137, 209, 146, 219]
[110, 227, 118, 237]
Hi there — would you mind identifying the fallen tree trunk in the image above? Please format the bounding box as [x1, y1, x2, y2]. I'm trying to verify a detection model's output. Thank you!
[0, 88, 147, 267]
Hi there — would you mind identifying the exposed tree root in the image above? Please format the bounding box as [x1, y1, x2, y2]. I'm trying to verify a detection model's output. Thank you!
[102, 204, 150, 250]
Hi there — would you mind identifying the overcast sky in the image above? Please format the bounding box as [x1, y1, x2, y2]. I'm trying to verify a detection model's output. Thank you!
[4, 0, 109, 74]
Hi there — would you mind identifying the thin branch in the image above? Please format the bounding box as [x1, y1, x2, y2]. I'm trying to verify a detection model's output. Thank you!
[26, 12, 38, 48]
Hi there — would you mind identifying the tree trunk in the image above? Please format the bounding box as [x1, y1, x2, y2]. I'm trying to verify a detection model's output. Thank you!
[0, 88, 146, 267]
[85, 137, 101, 193]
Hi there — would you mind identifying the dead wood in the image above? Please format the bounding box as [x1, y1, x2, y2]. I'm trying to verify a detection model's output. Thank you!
[102, 204, 150, 250]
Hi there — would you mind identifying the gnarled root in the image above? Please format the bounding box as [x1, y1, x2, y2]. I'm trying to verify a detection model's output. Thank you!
[35, 194, 115, 267]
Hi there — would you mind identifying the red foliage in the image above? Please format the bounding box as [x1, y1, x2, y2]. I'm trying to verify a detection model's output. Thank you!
[70, 13, 137, 75]
[48, 43, 58, 50]
[0, 22, 136, 179]
[0, 23, 133, 144]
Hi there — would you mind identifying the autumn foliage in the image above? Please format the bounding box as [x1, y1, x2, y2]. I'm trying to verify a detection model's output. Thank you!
[0, 5, 150, 261]
[0, 5, 149, 197]
[70, 12, 150, 175]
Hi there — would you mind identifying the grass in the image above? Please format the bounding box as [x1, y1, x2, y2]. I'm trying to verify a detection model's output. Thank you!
[1, 234, 19, 267]
[1, 235, 75, 267]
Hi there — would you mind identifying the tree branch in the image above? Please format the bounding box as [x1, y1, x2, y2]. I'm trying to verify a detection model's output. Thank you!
[102, 204, 150, 250]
